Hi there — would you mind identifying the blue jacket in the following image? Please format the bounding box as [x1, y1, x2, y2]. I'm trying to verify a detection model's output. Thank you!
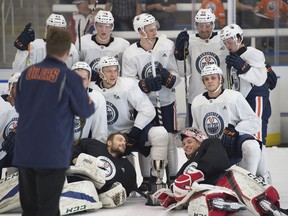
[13, 55, 95, 169]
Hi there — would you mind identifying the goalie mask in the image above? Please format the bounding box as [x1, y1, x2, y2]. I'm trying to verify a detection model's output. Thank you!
[72, 61, 92, 81]
[178, 127, 207, 143]
[133, 13, 159, 36]
[220, 24, 243, 44]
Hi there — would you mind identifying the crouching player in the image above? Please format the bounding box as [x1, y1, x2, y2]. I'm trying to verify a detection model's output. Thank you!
[0, 132, 136, 215]
[153, 128, 287, 216]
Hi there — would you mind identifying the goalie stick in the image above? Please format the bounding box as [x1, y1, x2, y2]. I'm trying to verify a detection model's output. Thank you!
[150, 34, 167, 126]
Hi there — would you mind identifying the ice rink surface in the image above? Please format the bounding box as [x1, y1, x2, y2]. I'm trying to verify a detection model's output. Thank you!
[1, 146, 287, 216]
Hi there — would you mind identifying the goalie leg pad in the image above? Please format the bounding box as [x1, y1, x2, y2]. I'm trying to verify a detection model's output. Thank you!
[148, 126, 168, 161]
[0, 172, 21, 213]
[217, 165, 281, 216]
[66, 153, 106, 189]
[98, 182, 127, 208]
[60, 180, 102, 215]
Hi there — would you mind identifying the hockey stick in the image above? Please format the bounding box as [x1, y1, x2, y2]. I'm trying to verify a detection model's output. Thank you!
[84, 0, 98, 34]
[150, 34, 167, 126]
[226, 65, 232, 89]
[78, 20, 81, 52]
[182, 29, 189, 127]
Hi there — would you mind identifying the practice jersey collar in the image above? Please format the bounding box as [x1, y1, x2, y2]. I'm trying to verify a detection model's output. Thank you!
[92, 35, 115, 47]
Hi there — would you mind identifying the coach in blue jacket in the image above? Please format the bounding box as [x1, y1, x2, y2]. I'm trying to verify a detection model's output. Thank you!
[13, 27, 95, 216]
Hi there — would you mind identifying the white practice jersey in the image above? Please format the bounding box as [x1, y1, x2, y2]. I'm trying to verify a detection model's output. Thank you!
[0, 97, 18, 145]
[122, 38, 180, 107]
[185, 32, 228, 104]
[228, 46, 266, 98]
[90, 77, 156, 134]
[74, 89, 108, 143]
[12, 39, 79, 71]
[76, 34, 130, 69]
[192, 89, 260, 138]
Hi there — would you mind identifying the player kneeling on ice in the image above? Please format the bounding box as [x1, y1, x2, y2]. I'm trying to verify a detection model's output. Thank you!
[0, 133, 135, 215]
[153, 127, 287, 216]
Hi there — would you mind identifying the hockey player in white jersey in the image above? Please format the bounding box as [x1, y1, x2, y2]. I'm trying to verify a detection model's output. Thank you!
[192, 64, 263, 176]
[220, 24, 270, 147]
[12, 13, 79, 71]
[90, 56, 169, 194]
[71, 61, 108, 143]
[174, 9, 229, 126]
[122, 13, 180, 189]
[75, 10, 130, 83]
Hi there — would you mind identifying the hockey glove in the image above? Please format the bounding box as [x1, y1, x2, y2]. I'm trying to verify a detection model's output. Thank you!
[173, 168, 204, 201]
[221, 124, 239, 158]
[225, 53, 251, 75]
[2, 131, 16, 155]
[153, 188, 176, 208]
[157, 68, 176, 89]
[174, 31, 189, 60]
[138, 75, 162, 93]
[265, 63, 277, 90]
[14, 23, 35, 51]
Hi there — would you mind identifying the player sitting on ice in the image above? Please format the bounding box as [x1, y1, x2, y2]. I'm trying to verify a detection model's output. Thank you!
[0, 132, 135, 215]
[153, 127, 287, 216]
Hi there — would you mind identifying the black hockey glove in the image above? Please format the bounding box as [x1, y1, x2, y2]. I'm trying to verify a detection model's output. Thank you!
[225, 53, 251, 75]
[14, 23, 35, 51]
[221, 124, 239, 158]
[138, 75, 162, 93]
[1, 131, 16, 155]
[174, 31, 189, 60]
[157, 68, 176, 89]
[265, 63, 277, 90]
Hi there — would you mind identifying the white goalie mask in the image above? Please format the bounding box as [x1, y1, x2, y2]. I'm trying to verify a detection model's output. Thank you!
[46, 13, 67, 28]
[72, 61, 92, 81]
[195, 8, 216, 24]
[97, 56, 119, 74]
[220, 24, 243, 44]
[133, 13, 159, 35]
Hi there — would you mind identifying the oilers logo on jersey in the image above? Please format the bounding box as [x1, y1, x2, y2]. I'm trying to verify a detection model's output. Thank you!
[97, 156, 116, 181]
[203, 112, 224, 138]
[142, 61, 163, 78]
[106, 101, 119, 125]
[3, 117, 18, 137]
[196, 51, 220, 74]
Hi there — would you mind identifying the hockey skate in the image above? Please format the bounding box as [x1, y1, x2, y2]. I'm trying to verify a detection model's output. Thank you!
[258, 199, 288, 216]
[211, 198, 246, 212]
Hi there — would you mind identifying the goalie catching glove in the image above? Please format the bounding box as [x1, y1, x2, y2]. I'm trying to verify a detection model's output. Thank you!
[174, 30, 189, 60]
[14, 23, 35, 51]
[221, 124, 239, 158]
[99, 182, 127, 208]
[225, 53, 251, 75]
[66, 153, 106, 189]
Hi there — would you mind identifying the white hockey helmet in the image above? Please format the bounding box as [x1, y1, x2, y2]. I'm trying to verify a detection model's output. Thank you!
[195, 8, 216, 24]
[94, 10, 114, 25]
[97, 56, 119, 73]
[220, 24, 243, 43]
[133, 13, 158, 34]
[46, 13, 67, 28]
[178, 127, 207, 143]
[201, 64, 223, 77]
[8, 72, 21, 94]
[72, 61, 92, 80]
